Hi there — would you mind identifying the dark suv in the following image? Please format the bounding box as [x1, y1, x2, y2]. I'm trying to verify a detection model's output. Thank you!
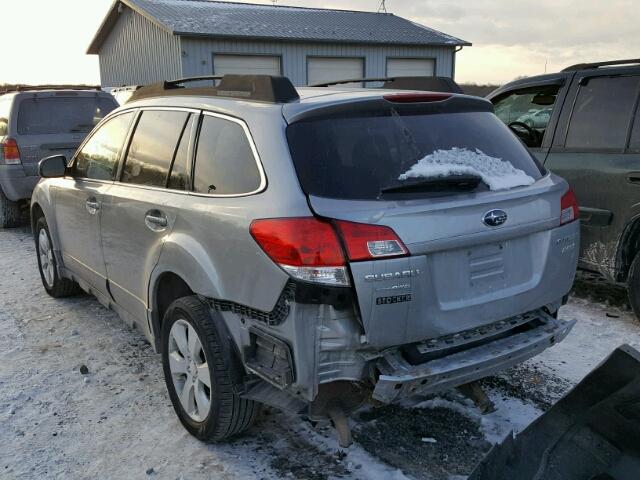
[488, 59, 640, 318]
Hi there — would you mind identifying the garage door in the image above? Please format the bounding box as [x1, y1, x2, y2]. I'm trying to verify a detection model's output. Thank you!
[307, 57, 364, 87]
[387, 58, 435, 77]
[213, 54, 281, 76]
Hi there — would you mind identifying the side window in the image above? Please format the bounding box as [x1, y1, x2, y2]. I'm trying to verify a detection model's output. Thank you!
[193, 115, 262, 195]
[74, 112, 134, 181]
[168, 115, 196, 190]
[630, 107, 640, 152]
[565, 75, 640, 150]
[0, 97, 11, 136]
[492, 85, 560, 148]
[121, 110, 190, 187]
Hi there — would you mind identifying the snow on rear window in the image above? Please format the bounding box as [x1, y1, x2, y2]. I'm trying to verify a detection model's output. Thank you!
[286, 110, 544, 200]
[399, 147, 535, 191]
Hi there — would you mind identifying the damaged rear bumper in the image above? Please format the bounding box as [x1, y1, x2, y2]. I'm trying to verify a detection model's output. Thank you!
[373, 310, 575, 403]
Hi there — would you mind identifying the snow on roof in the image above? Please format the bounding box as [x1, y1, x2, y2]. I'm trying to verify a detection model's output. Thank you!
[88, 0, 471, 54]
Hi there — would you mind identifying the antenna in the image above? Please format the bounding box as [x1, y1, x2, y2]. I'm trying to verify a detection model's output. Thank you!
[272, 0, 277, 5]
[378, 0, 387, 13]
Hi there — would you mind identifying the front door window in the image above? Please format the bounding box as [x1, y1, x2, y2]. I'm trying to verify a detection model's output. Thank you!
[492, 85, 560, 148]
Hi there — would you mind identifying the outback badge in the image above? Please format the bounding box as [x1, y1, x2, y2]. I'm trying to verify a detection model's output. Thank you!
[483, 209, 507, 227]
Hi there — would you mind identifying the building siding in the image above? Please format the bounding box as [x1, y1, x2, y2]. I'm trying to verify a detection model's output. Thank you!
[98, 8, 182, 87]
[180, 38, 455, 86]
[96, 7, 458, 87]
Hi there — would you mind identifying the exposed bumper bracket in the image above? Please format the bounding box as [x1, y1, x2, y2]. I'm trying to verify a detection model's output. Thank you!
[372, 310, 575, 403]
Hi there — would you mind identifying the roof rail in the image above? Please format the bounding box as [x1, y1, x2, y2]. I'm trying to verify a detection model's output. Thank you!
[310, 76, 463, 93]
[562, 59, 640, 72]
[128, 75, 300, 104]
[0, 84, 102, 94]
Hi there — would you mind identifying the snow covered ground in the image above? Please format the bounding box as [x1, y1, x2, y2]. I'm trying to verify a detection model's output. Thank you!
[1, 226, 639, 480]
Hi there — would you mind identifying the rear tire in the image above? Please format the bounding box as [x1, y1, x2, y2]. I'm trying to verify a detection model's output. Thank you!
[627, 253, 640, 321]
[0, 188, 21, 228]
[34, 216, 80, 297]
[161, 296, 257, 441]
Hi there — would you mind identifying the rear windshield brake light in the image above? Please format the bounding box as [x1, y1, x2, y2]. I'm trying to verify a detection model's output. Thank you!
[383, 93, 452, 103]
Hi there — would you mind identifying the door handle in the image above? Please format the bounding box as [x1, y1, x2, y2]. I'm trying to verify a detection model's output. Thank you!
[85, 198, 100, 215]
[627, 172, 640, 184]
[145, 210, 168, 231]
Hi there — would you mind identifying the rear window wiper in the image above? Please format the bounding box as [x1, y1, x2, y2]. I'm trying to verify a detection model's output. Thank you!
[380, 174, 483, 195]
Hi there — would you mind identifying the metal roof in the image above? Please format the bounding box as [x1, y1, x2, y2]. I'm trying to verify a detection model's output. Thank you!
[88, 0, 470, 54]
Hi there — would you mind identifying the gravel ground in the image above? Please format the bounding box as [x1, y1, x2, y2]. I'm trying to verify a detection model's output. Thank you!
[1, 226, 639, 480]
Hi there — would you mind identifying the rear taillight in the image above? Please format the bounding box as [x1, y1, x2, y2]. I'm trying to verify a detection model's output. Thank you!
[1, 138, 21, 165]
[250, 218, 349, 286]
[334, 220, 408, 261]
[560, 187, 579, 225]
[250, 217, 409, 286]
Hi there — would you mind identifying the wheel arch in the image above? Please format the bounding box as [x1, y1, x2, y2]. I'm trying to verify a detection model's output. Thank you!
[149, 271, 194, 352]
[30, 202, 44, 232]
[30, 199, 66, 278]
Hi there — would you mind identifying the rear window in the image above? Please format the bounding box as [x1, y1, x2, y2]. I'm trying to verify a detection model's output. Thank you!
[286, 110, 544, 200]
[17, 96, 117, 135]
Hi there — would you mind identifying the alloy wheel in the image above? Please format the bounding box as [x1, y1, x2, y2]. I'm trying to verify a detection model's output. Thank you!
[38, 228, 55, 288]
[168, 319, 212, 422]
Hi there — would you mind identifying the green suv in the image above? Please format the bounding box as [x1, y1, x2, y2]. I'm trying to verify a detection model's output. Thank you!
[488, 59, 640, 318]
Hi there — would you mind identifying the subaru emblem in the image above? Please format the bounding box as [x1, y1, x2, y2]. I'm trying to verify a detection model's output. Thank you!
[483, 209, 507, 227]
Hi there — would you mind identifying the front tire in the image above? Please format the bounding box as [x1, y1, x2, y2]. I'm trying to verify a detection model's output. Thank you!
[161, 296, 257, 441]
[34, 216, 79, 297]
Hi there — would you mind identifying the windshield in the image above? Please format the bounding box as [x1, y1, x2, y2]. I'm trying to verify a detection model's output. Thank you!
[286, 109, 544, 200]
[17, 96, 117, 135]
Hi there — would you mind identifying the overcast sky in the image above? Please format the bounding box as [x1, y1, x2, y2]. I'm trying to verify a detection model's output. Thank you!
[3, 0, 639, 85]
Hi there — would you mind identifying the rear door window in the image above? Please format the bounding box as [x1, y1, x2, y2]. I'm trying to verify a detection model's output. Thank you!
[168, 115, 196, 191]
[17, 96, 117, 135]
[193, 115, 262, 195]
[74, 112, 134, 181]
[565, 75, 640, 150]
[121, 110, 190, 188]
[286, 109, 544, 200]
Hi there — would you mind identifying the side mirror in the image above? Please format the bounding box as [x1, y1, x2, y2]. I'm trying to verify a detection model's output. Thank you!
[38, 155, 67, 178]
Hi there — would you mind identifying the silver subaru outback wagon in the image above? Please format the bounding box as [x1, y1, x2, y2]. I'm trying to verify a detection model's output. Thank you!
[31, 75, 579, 445]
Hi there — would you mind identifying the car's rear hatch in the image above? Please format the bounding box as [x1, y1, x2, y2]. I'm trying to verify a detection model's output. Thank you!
[284, 93, 579, 348]
[13, 91, 117, 175]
